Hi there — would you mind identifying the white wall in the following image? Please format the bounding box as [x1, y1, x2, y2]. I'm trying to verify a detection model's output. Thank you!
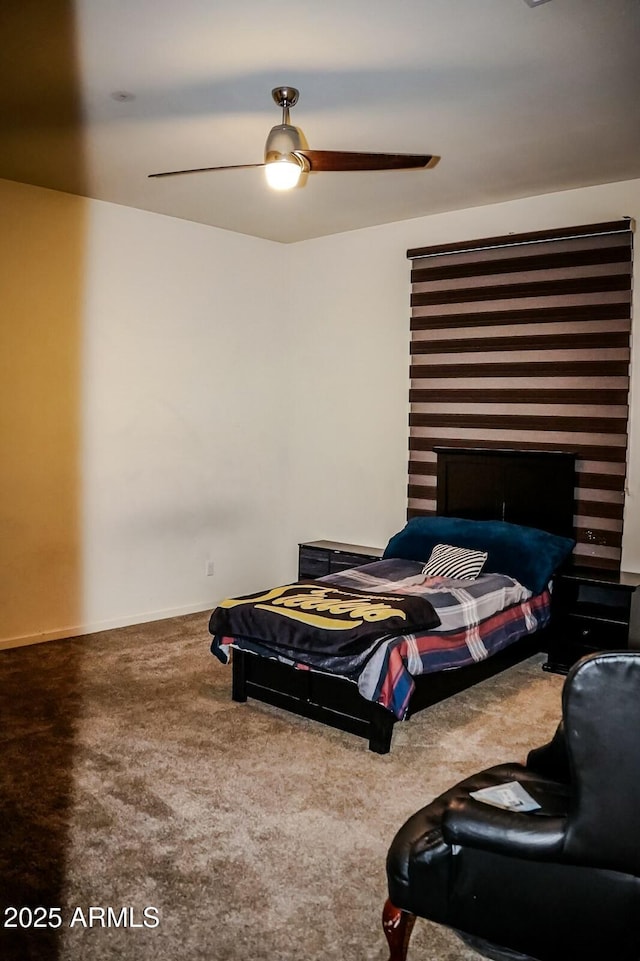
[2, 175, 639, 648]
[80, 200, 296, 633]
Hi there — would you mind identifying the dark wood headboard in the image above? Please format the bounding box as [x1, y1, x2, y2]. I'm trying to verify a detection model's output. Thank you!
[435, 448, 576, 541]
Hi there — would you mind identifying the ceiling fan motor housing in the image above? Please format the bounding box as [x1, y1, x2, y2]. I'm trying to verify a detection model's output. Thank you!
[264, 123, 303, 164]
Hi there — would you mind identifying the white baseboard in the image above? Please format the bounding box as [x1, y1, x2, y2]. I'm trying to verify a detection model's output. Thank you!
[0, 602, 215, 651]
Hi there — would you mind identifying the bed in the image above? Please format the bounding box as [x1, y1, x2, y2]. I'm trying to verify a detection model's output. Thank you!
[209, 448, 576, 753]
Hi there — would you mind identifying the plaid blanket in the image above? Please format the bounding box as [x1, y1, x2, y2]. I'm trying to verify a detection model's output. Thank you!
[210, 558, 551, 720]
[324, 559, 533, 635]
[321, 559, 549, 718]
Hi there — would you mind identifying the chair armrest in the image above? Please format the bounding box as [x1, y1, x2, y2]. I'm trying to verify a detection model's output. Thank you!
[527, 721, 571, 782]
[442, 797, 566, 860]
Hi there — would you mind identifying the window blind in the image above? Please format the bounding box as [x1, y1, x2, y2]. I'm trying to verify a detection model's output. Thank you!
[407, 219, 634, 571]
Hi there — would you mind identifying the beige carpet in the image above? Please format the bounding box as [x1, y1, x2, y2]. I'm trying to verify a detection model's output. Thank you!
[0, 613, 564, 960]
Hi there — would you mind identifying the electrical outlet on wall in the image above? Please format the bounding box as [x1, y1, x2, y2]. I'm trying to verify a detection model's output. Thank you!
[205, 560, 215, 577]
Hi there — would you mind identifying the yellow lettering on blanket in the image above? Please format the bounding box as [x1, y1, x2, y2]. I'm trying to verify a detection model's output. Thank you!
[219, 584, 407, 630]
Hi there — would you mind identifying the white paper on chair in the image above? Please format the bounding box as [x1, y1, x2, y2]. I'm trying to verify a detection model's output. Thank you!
[469, 780, 541, 812]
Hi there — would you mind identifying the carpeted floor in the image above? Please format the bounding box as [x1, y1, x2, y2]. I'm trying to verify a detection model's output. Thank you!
[0, 613, 564, 960]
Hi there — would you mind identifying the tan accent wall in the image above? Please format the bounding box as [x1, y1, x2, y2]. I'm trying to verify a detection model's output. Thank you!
[0, 183, 85, 644]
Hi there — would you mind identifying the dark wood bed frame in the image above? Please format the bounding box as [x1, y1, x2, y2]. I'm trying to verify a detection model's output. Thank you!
[231, 448, 576, 753]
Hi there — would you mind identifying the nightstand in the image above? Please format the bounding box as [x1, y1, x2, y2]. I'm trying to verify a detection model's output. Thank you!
[298, 540, 383, 579]
[543, 568, 640, 674]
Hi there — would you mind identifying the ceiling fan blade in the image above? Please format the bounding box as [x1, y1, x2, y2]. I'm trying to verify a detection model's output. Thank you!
[298, 150, 434, 172]
[148, 163, 263, 178]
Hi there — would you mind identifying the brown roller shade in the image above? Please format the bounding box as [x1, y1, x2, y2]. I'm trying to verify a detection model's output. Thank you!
[407, 220, 634, 571]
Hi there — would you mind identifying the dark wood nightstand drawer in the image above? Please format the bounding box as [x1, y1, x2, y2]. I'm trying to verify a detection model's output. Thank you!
[298, 540, 383, 579]
[562, 617, 629, 651]
[298, 547, 332, 579]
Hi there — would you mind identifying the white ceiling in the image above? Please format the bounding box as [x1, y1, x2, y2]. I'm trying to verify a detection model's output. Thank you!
[2, 0, 639, 243]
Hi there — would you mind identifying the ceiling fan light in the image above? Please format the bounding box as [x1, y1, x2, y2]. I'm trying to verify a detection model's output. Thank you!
[264, 157, 302, 191]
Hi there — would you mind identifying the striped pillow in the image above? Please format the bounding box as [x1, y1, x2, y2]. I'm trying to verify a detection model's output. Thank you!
[422, 543, 487, 580]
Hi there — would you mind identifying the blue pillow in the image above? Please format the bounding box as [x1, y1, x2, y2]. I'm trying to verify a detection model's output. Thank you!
[383, 516, 575, 594]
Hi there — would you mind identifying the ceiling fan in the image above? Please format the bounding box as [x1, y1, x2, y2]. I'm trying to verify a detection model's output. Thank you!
[149, 86, 436, 191]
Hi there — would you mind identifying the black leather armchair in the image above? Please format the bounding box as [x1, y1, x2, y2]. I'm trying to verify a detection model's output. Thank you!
[383, 651, 640, 961]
